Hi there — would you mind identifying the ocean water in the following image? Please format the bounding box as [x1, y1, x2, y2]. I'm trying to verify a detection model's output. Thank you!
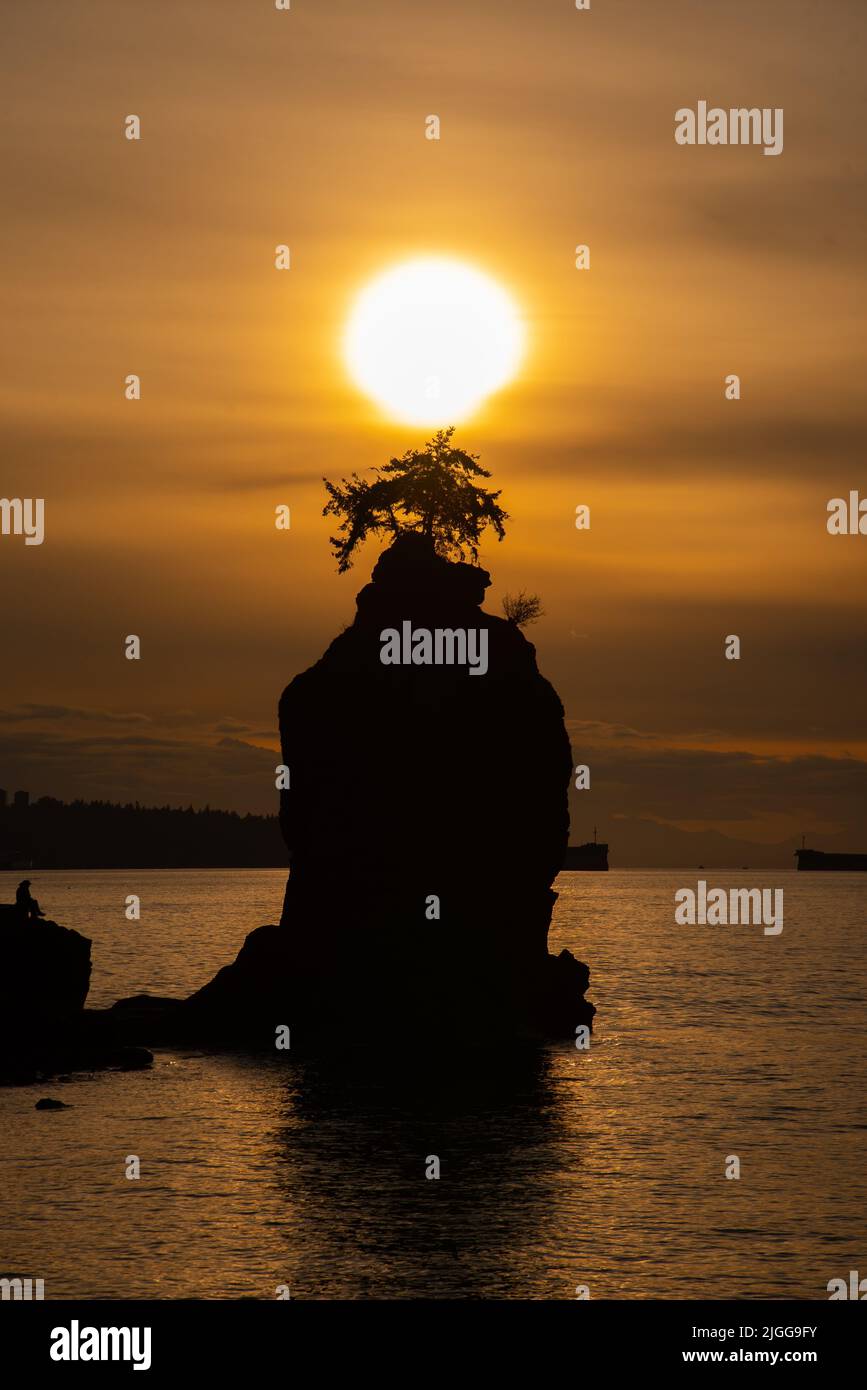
[1, 867, 865, 1300]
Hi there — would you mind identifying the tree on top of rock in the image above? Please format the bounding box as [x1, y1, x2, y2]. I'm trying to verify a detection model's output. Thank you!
[322, 426, 509, 572]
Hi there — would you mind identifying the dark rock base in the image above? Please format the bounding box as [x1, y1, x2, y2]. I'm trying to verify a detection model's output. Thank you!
[98, 919, 595, 1056]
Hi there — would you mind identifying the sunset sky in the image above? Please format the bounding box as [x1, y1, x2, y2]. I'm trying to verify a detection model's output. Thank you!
[1, 0, 865, 861]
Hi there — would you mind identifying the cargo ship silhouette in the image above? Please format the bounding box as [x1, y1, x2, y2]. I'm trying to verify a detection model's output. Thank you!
[562, 829, 609, 871]
[795, 848, 867, 871]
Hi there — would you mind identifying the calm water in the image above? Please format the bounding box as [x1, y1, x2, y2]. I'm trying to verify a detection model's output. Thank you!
[1, 868, 865, 1300]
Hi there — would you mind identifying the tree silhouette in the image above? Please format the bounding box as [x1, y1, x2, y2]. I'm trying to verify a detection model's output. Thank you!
[502, 591, 544, 626]
[323, 426, 508, 572]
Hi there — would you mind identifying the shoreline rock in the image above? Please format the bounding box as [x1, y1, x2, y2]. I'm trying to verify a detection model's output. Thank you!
[0, 922, 154, 1086]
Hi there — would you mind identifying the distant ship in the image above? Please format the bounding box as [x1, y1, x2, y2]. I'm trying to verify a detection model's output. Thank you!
[795, 848, 867, 871]
[562, 841, 609, 871]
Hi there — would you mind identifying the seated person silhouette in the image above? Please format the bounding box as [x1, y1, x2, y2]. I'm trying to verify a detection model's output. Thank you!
[16, 879, 46, 922]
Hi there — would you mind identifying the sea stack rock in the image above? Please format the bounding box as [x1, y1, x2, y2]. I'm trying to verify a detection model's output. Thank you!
[187, 535, 594, 1045]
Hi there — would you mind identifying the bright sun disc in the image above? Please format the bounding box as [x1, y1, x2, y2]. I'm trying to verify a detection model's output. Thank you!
[343, 257, 524, 425]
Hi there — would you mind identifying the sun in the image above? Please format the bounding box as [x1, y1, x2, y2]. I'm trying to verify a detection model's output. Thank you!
[343, 256, 524, 425]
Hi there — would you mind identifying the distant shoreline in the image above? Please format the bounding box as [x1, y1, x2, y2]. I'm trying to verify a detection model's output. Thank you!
[1, 798, 854, 875]
[0, 863, 816, 874]
[0, 859, 289, 871]
[0, 796, 286, 873]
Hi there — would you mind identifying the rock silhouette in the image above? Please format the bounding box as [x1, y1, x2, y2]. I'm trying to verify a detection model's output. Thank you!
[0, 917, 91, 1024]
[0, 915, 154, 1084]
[1, 537, 595, 1077]
[184, 534, 595, 1046]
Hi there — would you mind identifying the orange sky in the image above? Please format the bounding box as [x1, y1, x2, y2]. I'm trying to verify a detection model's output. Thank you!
[1, 0, 865, 856]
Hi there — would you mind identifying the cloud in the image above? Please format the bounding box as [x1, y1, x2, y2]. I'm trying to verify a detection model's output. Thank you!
[495, 412, 867, 479]
[0, 704, 152, 725]
[0, 727, 277, 815]
[567, 719, 668, 746]
[568, 736, 867, 844]
[673, 174, 867, 266]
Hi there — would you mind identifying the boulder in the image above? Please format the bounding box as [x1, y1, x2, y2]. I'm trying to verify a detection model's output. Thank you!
[0, 919, 155, 1083]
[0, 919, 92, 1026]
